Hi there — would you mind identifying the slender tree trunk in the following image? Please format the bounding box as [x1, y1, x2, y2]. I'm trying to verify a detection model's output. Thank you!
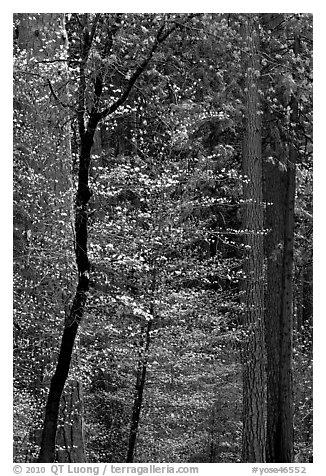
[38, 123, 97, 462]
[14, 13, 85, 463]
[241, 14, 266, 463]
[127, 318, 152, 463]
[37, 14, 186, 462]
[127, 268, 156, 463]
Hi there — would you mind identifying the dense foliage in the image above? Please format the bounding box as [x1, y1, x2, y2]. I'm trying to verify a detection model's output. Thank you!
[13, 13, 312, 463]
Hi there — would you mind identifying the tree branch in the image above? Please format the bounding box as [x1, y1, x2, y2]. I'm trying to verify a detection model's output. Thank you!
[99, 17, 191, 120]
[76, 15, 100, 137]
[47, 78, 72, 109]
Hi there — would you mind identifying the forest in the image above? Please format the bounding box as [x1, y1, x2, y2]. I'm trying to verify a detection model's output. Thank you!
[13, 13, 313, 464]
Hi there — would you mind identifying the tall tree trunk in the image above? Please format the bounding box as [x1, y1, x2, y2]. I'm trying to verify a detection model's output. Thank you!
[241, 14, 266, 463]
[56, 380, 86, 462]
[127, 318, 152, 463]
[264, 33, 298, 464]
[38, 16, 100, 459]
[264, 155, 287, 462]
[38, 120, 97, 462]
[127, 270, 156, 463]
[37, 14, 186, 462]
[278, 145, 295, 463]
[14, 13, 85, 463]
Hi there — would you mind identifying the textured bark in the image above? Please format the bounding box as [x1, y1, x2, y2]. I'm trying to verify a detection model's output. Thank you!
[264, 32, 298, 464]
[241, 15, 266, 463]
[265, 157, 295, 463]
[278, 154, 295, 463]
[265, 159, 287, 462]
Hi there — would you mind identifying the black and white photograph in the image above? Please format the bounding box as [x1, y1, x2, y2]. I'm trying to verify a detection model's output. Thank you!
[11, 7, 315, 471]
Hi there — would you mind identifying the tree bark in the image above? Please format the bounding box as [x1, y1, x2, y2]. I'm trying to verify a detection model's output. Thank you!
[126, 318, 152, 463]
[264, 157, 287, 462]
[264, 32, 298, 464]
[56, 381, 86, 462]
[38, 121, 97, 463]
[241, 14, 266, 463]
[38, 18, 99, 457]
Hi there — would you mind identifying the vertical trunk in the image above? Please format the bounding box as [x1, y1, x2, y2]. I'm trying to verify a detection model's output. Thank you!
[208, 405, 218, 463]
[127, 317, 153, 463]
[265, 159, 295, 463]
[56, 381, 86, 462]
[127, 270, 156, 463]
[278, 157, 295, 462]
[265, 158, 287, 462]
[14, 13, 85, 463]
[38, 127, 97, 463]
[241, 14, 266, 463]
[36, 14, 182, 463]
[38, 14, 104, 462]
[265, 34, 298, 463]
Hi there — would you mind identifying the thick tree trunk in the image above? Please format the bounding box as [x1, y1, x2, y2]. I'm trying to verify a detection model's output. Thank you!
[56, 380, 86, 462]
[265, 153, 295, 463]
[241, 15, 266, 463]
[264, 34, 298, 464]
[278, 156, 295, 462]
[265, 159, 286, 462]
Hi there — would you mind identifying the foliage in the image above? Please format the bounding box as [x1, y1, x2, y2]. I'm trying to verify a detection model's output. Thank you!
[13, 13, 312, 463]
